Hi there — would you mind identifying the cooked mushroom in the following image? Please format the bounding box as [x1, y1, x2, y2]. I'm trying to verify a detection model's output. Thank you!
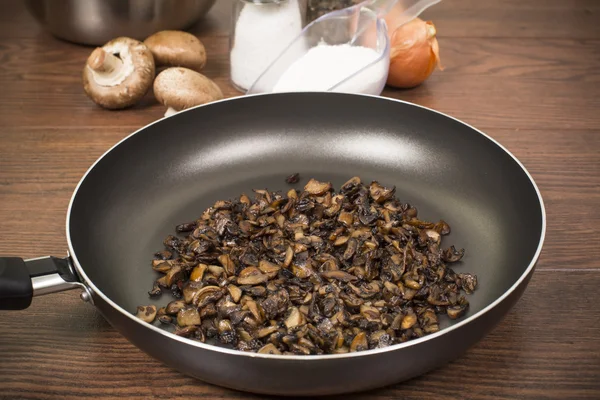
[82, 37, 155, 109]
[258, 260, 280, 278]
[174, 325, 198, 337]
[177, 307, 201, 327]
[144, 30, 207, 72]
[165, 300, 186, 315]
[142, 175, 478, 355]
[447, 304, 468, 319]
[304, 179, 332, 195]
[443, 245, 466, 263]
[227, 284, 243, 303]
[237, 267, 269, 285]
[135, 305, 157, 323]
[153, 67, 223, 117]
[284, 307, 306, 329]
[182, 281, 204, 303]
[218, 255, 236, 276]
[258, 343, 282, 354]
[193, 286, 223, 308]
[190, 264, 207, 282]
[350, 332, 368, 352]
[320, 270, 358, 282]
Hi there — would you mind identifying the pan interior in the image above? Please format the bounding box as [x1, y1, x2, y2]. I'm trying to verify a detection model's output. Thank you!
[69, 93, 543, 333]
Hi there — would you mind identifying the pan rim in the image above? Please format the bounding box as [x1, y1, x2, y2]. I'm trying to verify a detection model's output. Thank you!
[66, 92, 546, 361]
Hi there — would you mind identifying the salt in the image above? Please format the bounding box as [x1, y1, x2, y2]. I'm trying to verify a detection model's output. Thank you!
[230, 0, 305, 91]
[272, 43, 388, 95]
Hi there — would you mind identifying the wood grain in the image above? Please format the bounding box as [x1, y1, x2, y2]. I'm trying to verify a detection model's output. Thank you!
[1, 127, 599, 269]
[1, 271, 599, 399]
[1, 0, 599, 399]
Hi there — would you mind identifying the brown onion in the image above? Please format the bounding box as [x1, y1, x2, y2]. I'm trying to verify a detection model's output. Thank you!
[384, 16, 443, 89]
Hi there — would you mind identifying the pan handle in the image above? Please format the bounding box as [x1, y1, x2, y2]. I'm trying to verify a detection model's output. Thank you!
[0, 256, 84, 310]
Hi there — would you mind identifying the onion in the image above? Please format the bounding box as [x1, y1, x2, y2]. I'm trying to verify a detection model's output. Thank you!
[384, 16, 443, 89]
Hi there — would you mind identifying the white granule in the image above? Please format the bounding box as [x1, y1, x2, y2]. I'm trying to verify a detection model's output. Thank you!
[230, 0, 304, 91]
[272, 43, 388, 95]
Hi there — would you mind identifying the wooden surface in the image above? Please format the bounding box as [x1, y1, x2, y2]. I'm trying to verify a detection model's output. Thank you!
[1, 0, 599, 398]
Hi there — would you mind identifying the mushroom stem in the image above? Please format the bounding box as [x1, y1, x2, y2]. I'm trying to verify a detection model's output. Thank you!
[88, 47, 123, 73]
[164, 107, 179, 117]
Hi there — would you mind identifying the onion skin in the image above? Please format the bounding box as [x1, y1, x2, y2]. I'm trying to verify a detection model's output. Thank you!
[384, 17, 443, 89]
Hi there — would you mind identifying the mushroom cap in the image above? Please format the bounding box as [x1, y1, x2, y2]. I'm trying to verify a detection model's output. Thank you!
[153, 67, 224, 112]
[82, 37, 155, 110]
[144, 30, 207, 72]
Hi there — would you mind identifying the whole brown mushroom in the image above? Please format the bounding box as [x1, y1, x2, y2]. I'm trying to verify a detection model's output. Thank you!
[153, 67, 224, 117]
[82, 37, 155, 109]
[144, 30, 207, 72]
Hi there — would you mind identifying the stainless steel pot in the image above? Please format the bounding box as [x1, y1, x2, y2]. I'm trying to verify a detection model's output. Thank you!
[25, 0, 218, 46]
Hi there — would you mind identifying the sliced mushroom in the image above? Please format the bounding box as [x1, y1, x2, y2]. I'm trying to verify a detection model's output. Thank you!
[165, 300, 186, 315]
[447, 304, 468, 319]
[192, 286, 223, 308]
[459, 273, 478, 294]
[154, 250, 173, 260]
[350, 331, 368, 352]
[369, 181, 396, 204]
[434, 220, 451, 235]
[245, 299, 264, 323]
[257, 325, 279, 338]
[285, 307, 306, 329]
[343, 238, 358, 260]
[258, 260, 281, 278]
[424, 229, 441, 245]
[177, 308, 201, 327]
[152, 259, 173, 273]
[227, 284, 243, 303]
[165, 265, 184, 287]
[182, 281, 204, 304]
[320, 270, 358, 283]
[338, 211, 354, 228]
[258, 343, 282, 354]
[217, 319, 237, 344]
[237, 267, 269, 285]
[83, 37, 155, 109]
[303, 179, 332, 196]
[190, 264, 208, 282]
[200, 303, 218, 319]
[401, 310, 417, 330]
[218, 254, 236, 276]
[442, 245, 465, 263]
[136, 305, 157, 323]
[359, 304, 380, 322]
[341, 176, 361, 192]
[174, 325, 198, 337]
[148, 281, 162, 297]
[283, 246, 294, 268]
[333, 236, 349, 246]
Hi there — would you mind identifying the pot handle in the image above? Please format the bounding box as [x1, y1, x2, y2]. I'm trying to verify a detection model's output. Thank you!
[0, 256, 83, 310]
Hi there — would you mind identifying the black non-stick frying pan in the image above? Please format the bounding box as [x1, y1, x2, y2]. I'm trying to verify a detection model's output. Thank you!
[0, 93, 545, 396]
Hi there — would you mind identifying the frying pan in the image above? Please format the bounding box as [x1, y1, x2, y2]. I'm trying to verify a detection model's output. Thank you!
[0, 93, 545, 396]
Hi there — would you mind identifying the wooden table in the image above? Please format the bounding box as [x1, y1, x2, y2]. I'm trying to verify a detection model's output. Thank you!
[1, 1, 599, 398]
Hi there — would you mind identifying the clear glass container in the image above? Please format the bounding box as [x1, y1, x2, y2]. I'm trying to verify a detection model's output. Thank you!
[229, 0, 307, 92]
[247, 5, 390, 96]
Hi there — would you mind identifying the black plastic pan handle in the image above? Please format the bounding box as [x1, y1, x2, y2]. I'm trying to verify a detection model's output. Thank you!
[0, 256, 82, 310]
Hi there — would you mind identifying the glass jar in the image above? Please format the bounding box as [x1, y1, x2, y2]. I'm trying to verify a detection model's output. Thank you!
[307, 0, 363, 21]
[230, 0, 307, 92]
